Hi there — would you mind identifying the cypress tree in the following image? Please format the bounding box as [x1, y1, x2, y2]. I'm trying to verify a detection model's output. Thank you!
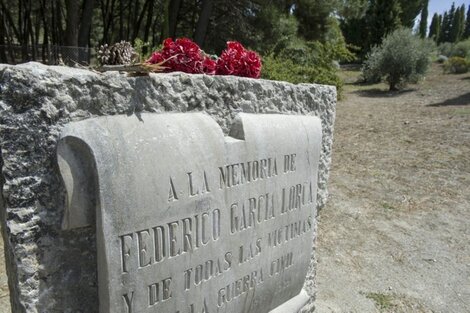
[419, 0, 429, 38]
[439, 3, 455, 43]
[438, 12, 447, 43]
[294, 0, 337, 42]
[447, 3, 456, 42]
[366, 0, 402, 48]
[450, 5, 464, 42]
[464, 6, 470, 39]
[429, 13, 441, 41]
[436, 14, 444, 40]
[398, 0, 428, 28]
[458, 5, 466, 39]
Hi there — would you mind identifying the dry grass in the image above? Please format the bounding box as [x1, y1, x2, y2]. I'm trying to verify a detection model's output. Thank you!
[0, 235, 10, 312]
[315, 63, 470, 312]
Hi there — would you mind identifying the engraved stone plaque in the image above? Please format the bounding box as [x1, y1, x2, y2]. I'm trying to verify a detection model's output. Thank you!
[57, 113, 322, 313]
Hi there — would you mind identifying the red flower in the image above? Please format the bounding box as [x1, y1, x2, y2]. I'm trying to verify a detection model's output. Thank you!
[202, 57, 216, 75]
[146, 38, 216, 75]
[147, 51, 164, 64]
[216, 41, 262, 78]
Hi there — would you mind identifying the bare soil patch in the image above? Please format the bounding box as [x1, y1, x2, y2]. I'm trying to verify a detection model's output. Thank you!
[0, 236, 10, 312]
[315, 64, 470, 313]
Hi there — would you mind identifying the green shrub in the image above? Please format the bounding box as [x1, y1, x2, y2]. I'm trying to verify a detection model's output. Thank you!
[438, 42, 454, 57]
[262, 54, 342, 89]
[262, 38, 354, 95]
[450, 39, 470, 58]
[444, 57, 469, 74]
[133, 38, 151, 61]
[362, 28, 435, 91]
[361, 45, 383, 83]
[438, 39, 470, 59]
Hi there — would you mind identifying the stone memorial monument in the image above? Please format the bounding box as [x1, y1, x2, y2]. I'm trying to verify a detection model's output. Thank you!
[0, 62, 336, 312]
[58, 112, 321, 313]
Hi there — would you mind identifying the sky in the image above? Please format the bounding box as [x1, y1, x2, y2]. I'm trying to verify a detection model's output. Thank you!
[415, 0, 470, 32]
[429, 0, 470, 17]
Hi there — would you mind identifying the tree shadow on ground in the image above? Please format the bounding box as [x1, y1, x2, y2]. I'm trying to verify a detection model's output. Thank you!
[352, 88, 416, 98]
[427, 92, 470, 107]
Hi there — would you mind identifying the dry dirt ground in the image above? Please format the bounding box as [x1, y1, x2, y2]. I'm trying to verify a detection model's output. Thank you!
[0, 64, 468, 313]
[315, 64, 470, 313]
[0, 238, 8, 312]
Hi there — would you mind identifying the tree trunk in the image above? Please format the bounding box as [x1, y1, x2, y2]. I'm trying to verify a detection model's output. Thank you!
[119, 0, 124, 39]
[39, 0, 50, 63]
[126, 0, 132, 40]
[194, 0, 214, 47]
[161, 0, 170, 40]
[132, 0, 140, 39]
[0, 0, 20, 62]
[27, 3, 35, 60]
[78, 0, 94, 47]
[78, 0, 95, 63]
[64, 0, 80, 64]
[52, 0, 64, 45]
[101, 0, 111, 44]
[65, 0, 79, 46]
[151, 8, 160, 47]
[169, 0, 182, 38]
[0, 11, 7, 63]
[132, 0, 150, 42]
[34, 7, 41, 45]
[0, 0, 20, 40]
[18, 0, 28, 61]
[389, 81, 399, 91]
[143, 0, 154, 43]
[18, 0, 23, 41]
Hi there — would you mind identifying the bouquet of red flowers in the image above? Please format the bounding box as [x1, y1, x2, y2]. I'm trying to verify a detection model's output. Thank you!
[146, 38, 261, 78]
[147, 38, 216, 75]
[216, 41, 261, 78]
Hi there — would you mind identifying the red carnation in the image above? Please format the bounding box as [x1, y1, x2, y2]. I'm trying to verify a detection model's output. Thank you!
[202, 57, 216, 75]
[216, 41, 262, 78]
[146, 38, 216, 75]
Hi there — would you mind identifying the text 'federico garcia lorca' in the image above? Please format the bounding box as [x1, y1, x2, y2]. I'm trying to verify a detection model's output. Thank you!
[119, 153, 315, 313]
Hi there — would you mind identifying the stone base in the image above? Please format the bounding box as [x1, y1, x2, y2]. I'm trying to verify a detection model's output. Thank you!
[0, 62, 336, 312]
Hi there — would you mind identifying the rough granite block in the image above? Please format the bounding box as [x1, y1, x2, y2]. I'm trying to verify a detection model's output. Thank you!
[0, 62, 336, 313]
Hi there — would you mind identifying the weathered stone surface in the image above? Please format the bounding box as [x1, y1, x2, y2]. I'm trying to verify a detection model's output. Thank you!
[0, 62, 336, 312]
[57, 113, 321, 313]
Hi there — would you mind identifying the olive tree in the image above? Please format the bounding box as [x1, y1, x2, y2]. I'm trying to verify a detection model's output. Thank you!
[362, 28, 435, 91]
